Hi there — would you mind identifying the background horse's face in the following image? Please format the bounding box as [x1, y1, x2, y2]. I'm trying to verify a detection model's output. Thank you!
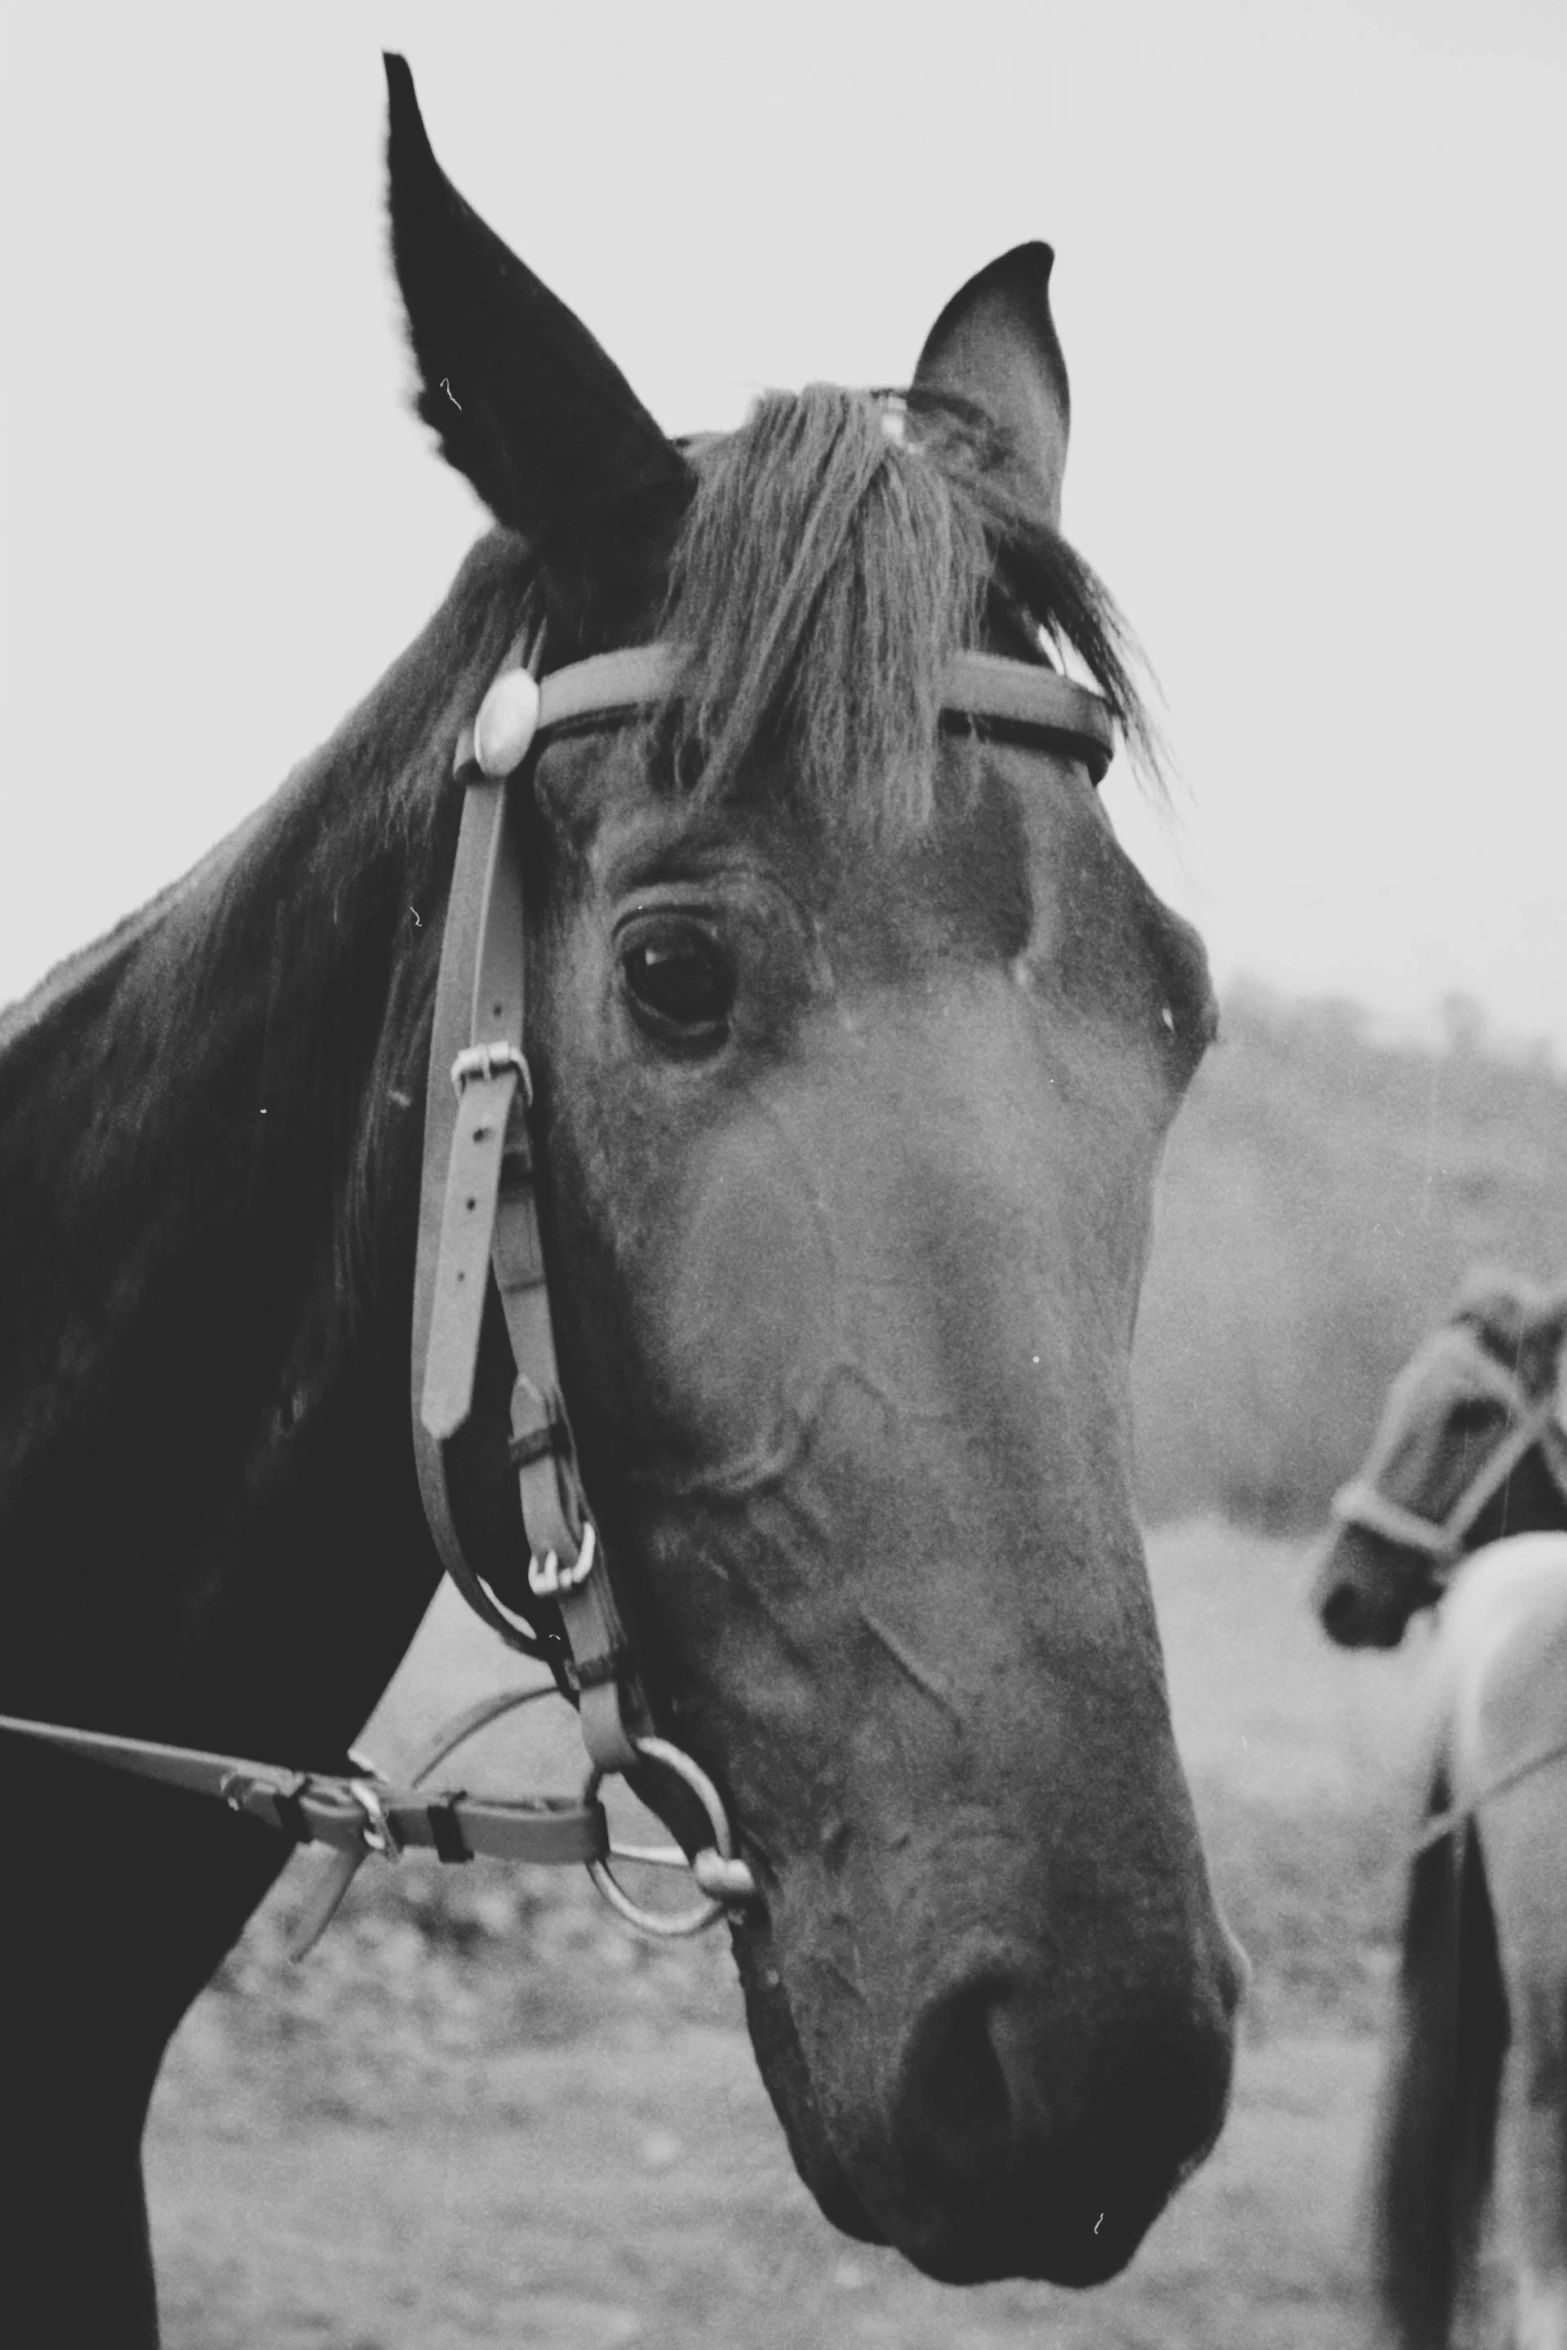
[1314, 1311, 1565, 1648]
[385, 59, 1242, 2287]
[523, 721, 1242, 2281]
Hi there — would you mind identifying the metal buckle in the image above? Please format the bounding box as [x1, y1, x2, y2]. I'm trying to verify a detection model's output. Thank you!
[584, 1732, 756, 1939]
[450, 1041, 533, 1108]
[347, 1777, 402, 1861]
[527, 1519, 598, 1599]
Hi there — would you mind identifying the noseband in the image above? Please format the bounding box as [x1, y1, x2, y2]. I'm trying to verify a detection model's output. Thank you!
[1330, 1342, 1567, 1585]
[411, 627, 1116, 1928]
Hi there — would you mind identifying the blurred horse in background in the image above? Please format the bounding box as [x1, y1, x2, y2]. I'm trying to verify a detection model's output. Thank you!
[1316, 1271, 1567, 2348]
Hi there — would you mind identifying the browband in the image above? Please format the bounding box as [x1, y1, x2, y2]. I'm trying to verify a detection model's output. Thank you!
[526, 643, 1115, 783]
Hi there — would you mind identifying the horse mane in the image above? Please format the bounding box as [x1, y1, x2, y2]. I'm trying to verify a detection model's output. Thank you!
[0, 531, 536, 1368]
[657, 383, 1158, 840]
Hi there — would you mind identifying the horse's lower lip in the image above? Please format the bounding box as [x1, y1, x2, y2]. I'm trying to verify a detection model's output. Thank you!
[874, 2173, 1170, 2287]
[813, 2168, 886, 2245]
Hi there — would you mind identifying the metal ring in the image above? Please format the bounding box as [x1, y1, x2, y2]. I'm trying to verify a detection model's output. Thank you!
[584, 1733, 756, 1939]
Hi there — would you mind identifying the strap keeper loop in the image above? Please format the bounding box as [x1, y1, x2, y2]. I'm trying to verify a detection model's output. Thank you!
[572, 1652, 625, 1694]
[427, 1795, 473, 1864]
[507, 1419, 571, 1473]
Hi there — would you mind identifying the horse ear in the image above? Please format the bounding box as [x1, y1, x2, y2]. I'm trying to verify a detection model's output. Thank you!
[1521, 1286, 1567, 1401]
[383, 55, 691, 623]
[1450, 1266, 1529, 1366]
[911, 244, 1071, 526]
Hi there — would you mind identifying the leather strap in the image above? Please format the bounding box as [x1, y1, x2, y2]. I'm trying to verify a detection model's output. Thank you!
[412, 624, 642, 1768]
[410, 752, 543, 1655]
[940, 651, 1116, 781]
[531, 643, 1116, 781]
[1414, 1730, 1567, 1854]
[0, 1711, 604, 1866]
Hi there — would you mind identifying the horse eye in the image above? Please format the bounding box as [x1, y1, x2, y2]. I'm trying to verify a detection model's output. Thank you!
[619, 924, 734, 1042]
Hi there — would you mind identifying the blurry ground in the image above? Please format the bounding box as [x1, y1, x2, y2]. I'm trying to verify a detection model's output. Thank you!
[146, 1522, 1447, 2348]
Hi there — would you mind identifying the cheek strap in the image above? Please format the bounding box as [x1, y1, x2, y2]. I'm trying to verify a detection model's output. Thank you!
[411, 622, 643, 1776]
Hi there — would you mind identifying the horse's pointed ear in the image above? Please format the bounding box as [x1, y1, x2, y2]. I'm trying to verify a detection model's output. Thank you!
[383, 55, 691, 621]
[1523, 1285, 1567, 1401]
[911, 244, 1070, 526]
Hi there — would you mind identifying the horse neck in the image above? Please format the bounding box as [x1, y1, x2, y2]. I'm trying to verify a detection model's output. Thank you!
[0, 537, 531, 1753]
[1502, 1438, 1567, 1540]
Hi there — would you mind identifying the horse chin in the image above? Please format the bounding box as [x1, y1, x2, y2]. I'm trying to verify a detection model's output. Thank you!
[727, 1914, 1228, 2287]
[727, 1917, 886, 2245]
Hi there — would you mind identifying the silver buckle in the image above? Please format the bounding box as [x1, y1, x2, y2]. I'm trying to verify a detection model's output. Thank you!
[450, 1041, 533, 1107]
[527, 1519, 598, 1599]
[347, 1777, 402, 1861]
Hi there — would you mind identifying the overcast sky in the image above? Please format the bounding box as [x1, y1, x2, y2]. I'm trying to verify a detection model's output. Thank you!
[4, 1, 1563, 1052]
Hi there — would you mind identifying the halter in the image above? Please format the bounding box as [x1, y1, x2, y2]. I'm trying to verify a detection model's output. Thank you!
[0, 628, 1115, 1950]
[1330, 1340, 1567, 1582]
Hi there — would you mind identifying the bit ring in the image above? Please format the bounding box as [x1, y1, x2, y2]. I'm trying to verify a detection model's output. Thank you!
[584, 1733, 755, 1939]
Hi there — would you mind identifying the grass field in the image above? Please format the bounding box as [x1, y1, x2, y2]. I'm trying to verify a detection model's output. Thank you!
[145, 1522, 1449, 2348]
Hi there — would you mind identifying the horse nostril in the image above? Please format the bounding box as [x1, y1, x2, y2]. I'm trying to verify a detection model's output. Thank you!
[896, 1978, 1017, 2200]
[887, 1961, 1239, 2277]
[1320, 1581, 1361, 1642]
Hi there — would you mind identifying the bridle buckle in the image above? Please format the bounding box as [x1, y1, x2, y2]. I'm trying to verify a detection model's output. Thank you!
[527, 1520, 598, 1599]
[347, 1777, 402, 1861]
[450, 1041, 533, 1108]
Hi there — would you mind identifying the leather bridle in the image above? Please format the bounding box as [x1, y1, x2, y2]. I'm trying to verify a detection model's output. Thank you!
[408, 626, 1115, 1925]
[0, 625, 1115, 1948]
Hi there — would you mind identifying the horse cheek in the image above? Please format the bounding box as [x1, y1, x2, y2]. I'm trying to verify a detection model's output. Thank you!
[641, 1137, 841, 1477]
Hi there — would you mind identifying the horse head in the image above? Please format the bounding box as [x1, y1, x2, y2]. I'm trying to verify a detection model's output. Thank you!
[1314, 1267, 1567, 1650]
[385, 58, 1242, 2287]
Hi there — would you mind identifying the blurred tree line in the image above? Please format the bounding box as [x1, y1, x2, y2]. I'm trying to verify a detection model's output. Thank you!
[1132, 984, 1567, 1529]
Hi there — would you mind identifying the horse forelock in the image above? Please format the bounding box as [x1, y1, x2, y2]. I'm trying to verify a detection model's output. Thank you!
[656, 384, 1156, 842]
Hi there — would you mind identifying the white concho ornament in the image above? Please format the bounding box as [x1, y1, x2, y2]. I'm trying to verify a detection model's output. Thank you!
[474, 667, 542, 778]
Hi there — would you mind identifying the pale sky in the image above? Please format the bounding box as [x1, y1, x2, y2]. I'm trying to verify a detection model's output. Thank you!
[4, 1, 1563, 1051]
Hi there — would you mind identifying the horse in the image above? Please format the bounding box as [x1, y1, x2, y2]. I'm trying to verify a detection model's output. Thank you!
[0, 55, 1244, 2343]
[1314, 1272, 1567, 2347]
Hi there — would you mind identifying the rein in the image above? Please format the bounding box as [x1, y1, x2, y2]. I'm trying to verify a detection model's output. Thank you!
[1413, 1728, 1567, 1855]
[0, 630, 1114, 1950]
